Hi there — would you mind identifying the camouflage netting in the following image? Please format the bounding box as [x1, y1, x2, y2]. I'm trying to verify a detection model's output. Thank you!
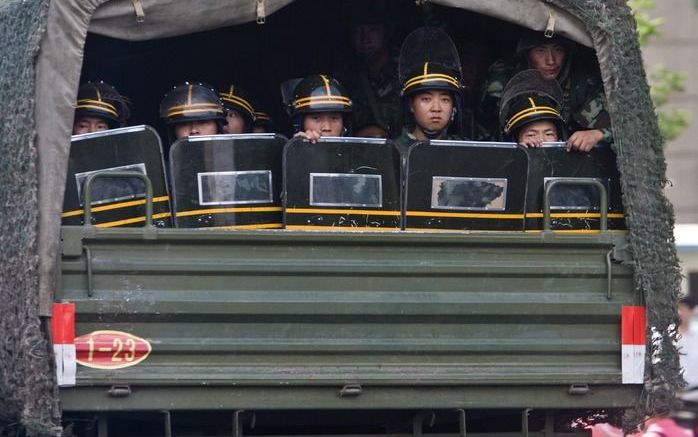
[547, 0, 684, 431]
[0, 1, 61, 436]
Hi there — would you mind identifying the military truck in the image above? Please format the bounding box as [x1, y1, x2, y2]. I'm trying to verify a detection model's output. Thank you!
[0, 1, 683, 436]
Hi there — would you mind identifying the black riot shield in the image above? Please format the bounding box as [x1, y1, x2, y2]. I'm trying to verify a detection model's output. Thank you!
[169, 134, 285, 229]
[62, 125, 171, 228]
[284, 137, 401, 230]
[525, 144, 626, 232]
[405, 140, 528, 231]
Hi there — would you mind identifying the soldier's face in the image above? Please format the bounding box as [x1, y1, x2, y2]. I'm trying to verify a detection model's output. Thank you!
[527, 43, 566, 79]
[303, 112, 344, 137]
[517, 120, 559, 144]
[410, 91, 454, 132]
[351, 24, 387, 56]
[223, 109, 246, 134]
[73, 116, 109, 135]
[356, 124, 388, 138]
[174, 120, 218, 139]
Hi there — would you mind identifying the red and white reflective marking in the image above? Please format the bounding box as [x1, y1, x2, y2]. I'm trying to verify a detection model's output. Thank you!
[51, 302, 76, 387]
[621, 305, 646, 384]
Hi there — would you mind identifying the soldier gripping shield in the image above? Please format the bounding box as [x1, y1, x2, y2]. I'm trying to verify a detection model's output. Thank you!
[284, 74, 354, 143]
[499, 70, 566, 148]
[394, 27, 466, 151]
[73, 81, 131, 135]
[159, 82, 226, 142]
[479, 30, 611, 151]
[219, 84, 256, 134]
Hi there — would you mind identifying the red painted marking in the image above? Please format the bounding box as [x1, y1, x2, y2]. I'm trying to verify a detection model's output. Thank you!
[51, 303, 75, 345]
[75, 330, 152, 369]
[622, 306, 646, 346]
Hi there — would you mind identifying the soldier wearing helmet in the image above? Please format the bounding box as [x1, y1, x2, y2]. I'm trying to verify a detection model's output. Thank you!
[72, 81, 130, 135]
[159, 82, 225, 141]
[499, 70, 566, 148]
[252, 110, 275, 133]
[394, 27, 466, 151]
[479, 30, 611, 151]
[333, 0, 403, 138]
[219, 84, 256, 134]
[288, 74, 353, 143]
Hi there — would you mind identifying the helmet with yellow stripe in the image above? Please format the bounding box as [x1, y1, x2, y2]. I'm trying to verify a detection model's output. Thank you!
[75, 81, 130, 128]
[289, 74, 353, 134]
[253, 110, 275, 133]
[499, 70, 566, 141]
[159, 82, 225, 126]
[219, 84, 256, 132]
[400, 62, 463, 98]
[398, 27, 464, 98]
[398, 27, 464, 137]
[290, 74, 353, 116]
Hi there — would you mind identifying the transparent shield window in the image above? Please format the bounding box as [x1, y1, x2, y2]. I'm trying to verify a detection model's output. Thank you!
[198, 170, 273, 206]
[309, 173, 382, 208]
[431, 177, 507, 211]
[545, 177, 609, 210]
[75, 163, 147, 206]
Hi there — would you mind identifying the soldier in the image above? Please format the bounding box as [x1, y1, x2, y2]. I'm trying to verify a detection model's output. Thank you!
[72, 81, 130, 135]
[479, 30, 611, 151]
[333, 1, 402, 137]
[159, 82, 226, 141]
[287, 74, 353, 143]
[355, 122, 390, 139]
[219, 84, 256, 134]
[394, 27, 466, 152]
[499, 70, 566, 148]
[252, 110, 275, 133]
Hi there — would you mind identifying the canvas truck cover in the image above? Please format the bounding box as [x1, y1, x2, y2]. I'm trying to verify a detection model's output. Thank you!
[0, 0, 682, 435]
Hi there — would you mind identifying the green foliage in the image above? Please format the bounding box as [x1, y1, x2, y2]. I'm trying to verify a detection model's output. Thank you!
[629, 0, 692, 142]
[628, 0, 664, 45]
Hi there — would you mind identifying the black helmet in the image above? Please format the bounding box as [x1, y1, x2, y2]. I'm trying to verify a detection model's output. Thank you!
[399, 27, 464, 98]
[290, 74, 353, 117]
[219, 84, 256, 130]
[516, 30, 571, 58]
[75, 81, 130, 128]
[502, 94, 565, 140]
[398, 27, 464, 136]
[159, 82, 225, 125]
[253, 110, 275, 132]
[499, 70, 566, 141]
[401, 62, 463, 97]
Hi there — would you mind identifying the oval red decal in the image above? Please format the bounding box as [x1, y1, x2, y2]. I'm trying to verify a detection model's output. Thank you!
[75, 330, 152, 369]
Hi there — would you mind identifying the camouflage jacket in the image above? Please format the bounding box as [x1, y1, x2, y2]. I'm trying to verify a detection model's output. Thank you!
[392, 126, 464, 154]
[335, 50, 403, 137]
[477, 56, 613, 143]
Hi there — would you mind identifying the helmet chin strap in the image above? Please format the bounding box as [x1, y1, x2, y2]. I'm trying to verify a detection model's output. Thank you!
[420, 127, 444, 139]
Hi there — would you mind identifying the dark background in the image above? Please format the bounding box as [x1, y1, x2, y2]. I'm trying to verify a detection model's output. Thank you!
[79, 0, 593, 138]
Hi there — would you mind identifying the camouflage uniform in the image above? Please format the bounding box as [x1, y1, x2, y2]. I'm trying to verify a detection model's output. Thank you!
[335, 49, 403, 137]
[478, 33, 613, 142]
[393, 126, 463, 154]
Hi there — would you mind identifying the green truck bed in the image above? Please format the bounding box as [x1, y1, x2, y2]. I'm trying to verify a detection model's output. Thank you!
[57, 227, 640, 411]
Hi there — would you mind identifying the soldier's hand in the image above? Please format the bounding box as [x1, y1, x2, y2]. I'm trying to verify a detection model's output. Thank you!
[293, 129, 323, 143]
[566, 129, 604, 153]
[518, 138, 544, 148]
